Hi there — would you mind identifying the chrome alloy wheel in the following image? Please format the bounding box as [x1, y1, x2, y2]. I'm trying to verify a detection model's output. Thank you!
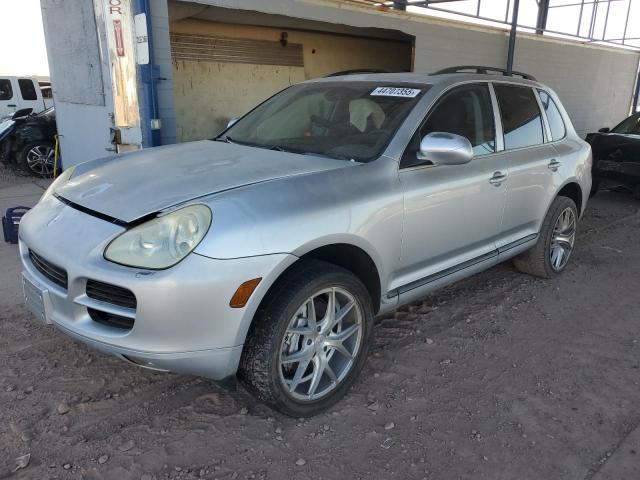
[26, 144, 55, 176]
[279, 287, 363, 402]
[549, 206, 576, 271]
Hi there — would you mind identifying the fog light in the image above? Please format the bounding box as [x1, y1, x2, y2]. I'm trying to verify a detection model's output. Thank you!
[230, 278, 262, 308]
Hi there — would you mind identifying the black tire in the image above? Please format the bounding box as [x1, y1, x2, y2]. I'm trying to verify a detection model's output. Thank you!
[513, 196, 578, 279]
[238, 259, 374, 417]
[18, 140, 57, 178]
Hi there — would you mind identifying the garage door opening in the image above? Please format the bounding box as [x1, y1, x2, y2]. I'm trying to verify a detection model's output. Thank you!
[168, 1, 414, 142]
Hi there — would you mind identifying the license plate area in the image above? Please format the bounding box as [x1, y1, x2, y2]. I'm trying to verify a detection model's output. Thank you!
[22, 273, 53, 325]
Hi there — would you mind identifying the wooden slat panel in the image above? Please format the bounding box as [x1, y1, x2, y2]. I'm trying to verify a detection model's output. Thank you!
[170, 34, 304, 67]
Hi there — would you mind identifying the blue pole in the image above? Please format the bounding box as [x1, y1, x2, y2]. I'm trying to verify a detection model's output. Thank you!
[134, 0, 161, 147]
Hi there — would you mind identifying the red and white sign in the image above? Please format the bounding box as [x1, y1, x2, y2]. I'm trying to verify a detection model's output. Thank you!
[113, 19, 125, 57]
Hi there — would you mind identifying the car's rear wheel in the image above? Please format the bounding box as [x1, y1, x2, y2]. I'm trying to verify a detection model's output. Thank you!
[239, 259, 373, 417]
[19, 141, 57, 178]
[513, 196, 578, 278]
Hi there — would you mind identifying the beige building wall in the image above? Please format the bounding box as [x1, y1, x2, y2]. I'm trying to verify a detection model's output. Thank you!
[170, 19, 412, 142]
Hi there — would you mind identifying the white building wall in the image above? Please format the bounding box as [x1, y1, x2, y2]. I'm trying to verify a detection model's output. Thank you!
[514, 38, 638, 135]
[40, 0, 115, 167]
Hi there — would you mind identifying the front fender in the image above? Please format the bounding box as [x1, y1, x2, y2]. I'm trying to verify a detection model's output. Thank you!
[194, 157, 403, 293]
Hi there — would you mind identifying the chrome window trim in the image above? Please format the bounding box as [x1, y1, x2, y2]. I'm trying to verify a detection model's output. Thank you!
[491, 81, 549, 152]
[536, 88, 568, 144]
[393, 78, 558, 170]
[533, 87, 552, 143]
[488, 83, 504, 152]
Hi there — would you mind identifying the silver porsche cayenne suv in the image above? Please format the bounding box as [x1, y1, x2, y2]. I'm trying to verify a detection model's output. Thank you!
[19, 68, 591, 416]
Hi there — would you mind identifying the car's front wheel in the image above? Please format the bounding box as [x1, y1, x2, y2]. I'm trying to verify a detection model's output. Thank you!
[239, 260, 373, 417]
[18, 141, 57, 178]
[513, 196, 578, 278]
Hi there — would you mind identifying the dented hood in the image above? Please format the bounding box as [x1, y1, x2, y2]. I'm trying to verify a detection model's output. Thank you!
[55, 140, 350, 223]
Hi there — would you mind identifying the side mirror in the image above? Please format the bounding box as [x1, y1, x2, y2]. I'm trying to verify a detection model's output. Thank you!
[227, 117, 240, 128]
[417, 132, 474, 166]
[598, 127, 610, 133]
[12, 108, 33, 119]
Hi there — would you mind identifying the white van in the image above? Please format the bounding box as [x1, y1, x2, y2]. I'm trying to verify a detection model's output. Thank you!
[0, 77, 53, 119]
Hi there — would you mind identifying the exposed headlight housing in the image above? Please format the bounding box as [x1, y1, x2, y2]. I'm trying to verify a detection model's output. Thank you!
[41, 166, 76, 202]
[104, 204, 212, 269]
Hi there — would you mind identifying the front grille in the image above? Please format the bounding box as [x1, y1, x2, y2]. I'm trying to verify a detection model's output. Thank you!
[88, 308, 134, 330]
[86, 280, 137, 309]
[29, 250, 67, 289]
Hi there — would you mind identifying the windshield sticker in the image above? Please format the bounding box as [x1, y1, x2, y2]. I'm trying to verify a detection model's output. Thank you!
[371, 87, 421, 98]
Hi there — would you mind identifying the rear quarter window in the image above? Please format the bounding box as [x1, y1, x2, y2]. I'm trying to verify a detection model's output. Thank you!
[18, 79, 37, 101]
[0, 79, 12, 100]
[494, 84, 544, 150]
[538, 90, 566, 141]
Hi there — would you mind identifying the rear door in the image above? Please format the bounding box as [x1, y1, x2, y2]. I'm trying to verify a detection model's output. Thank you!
[493, 83, 559, 249]
[394, 82, 508, 293]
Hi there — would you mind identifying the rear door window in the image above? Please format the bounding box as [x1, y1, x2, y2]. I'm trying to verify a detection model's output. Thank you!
[0, 79, 12, 100]
[494, 84, 544, 150]
[538, 90, 566, 141]
[18, 79, 37, 101]
[402, 83, 496, 165]
[611, 114, 640, 135]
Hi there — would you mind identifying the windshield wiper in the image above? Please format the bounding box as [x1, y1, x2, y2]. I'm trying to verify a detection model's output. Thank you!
[215, 136, 262, 148]
[213, 136, 235, 144]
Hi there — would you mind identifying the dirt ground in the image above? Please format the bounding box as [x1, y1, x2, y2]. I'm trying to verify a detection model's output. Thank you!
[1, 164, 640, 480]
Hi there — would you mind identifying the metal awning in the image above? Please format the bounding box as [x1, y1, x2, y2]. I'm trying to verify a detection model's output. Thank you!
[357, 0, 640, 50]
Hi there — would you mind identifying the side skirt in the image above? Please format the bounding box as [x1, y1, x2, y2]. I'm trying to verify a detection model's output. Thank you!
[382, 234, 538, 311]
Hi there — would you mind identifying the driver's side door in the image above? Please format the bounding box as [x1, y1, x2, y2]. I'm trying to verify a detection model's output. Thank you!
[392, 83, 508, 298]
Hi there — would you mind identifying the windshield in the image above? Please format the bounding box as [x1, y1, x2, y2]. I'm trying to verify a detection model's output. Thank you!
[219, 82, 428, 162]
[611, 113, 640, 135]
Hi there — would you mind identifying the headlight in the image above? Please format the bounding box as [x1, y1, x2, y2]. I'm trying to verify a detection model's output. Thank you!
[41, 166, 76, 202]
[104, 204, 212, 269]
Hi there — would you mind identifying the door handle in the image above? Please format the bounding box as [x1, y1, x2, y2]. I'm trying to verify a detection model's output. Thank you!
[7, 104, 16, 108]
[548, 159, 562, 171]
[489, 171, 507, 186]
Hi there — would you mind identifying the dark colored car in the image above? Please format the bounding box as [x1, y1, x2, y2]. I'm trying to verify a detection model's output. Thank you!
[586, 112, 640, 198]
[0, 106, 59, 177]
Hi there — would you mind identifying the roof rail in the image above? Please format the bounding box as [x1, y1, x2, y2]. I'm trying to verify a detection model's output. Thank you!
[432, 66, 537, 81]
